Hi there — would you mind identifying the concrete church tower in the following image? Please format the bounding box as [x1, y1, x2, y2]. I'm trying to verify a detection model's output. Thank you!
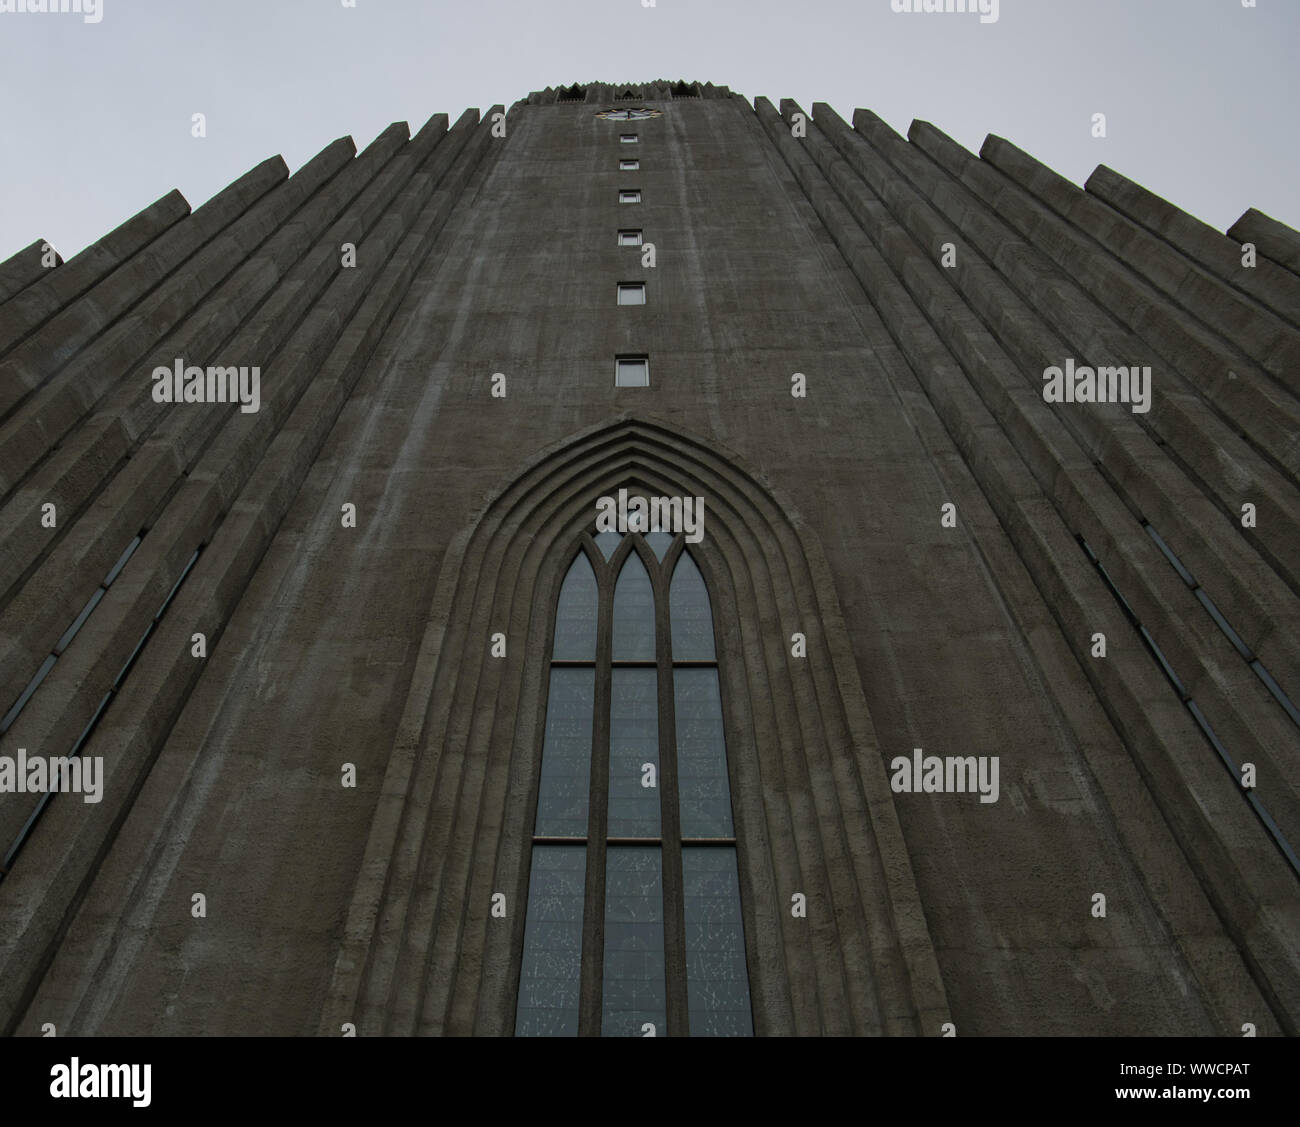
[1, 81, 1298, 1037]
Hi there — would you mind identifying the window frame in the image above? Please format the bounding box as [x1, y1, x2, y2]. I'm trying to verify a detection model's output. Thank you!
[516, 531, 753, 1037]
[614, 356, 650, 387]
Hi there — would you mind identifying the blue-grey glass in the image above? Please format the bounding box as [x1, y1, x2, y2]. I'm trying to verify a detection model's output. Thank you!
[612, 551, 655, 661]
[608, 668, 660, 838]
[601, 846, 667, 1036]
[534, 668, 595, 836]
[594, 530, 622, 560]
[670, 551, 715, 660]
[552, 551, 597, 660]
[674, 668, 734, 837]
[645, 531, 674, 560]
[516, 845, 587, 1037]
[682, 847, 753, 1037]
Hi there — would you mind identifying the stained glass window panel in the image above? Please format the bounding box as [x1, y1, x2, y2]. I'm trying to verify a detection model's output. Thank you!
[608, 668, 660, 838]
[645, 530, 674, 560]
[612, 552, 655, 660]
[601, 846, 667, 1036]
[515, 845, 587, 1037]
[674, 668, 734, 838]
[669, 552, 715, 660]
[552, 551, 597, 660]
[682, 847, 753, 1036]
[534, 668, 595, 837]
[594, 530, 622, 560]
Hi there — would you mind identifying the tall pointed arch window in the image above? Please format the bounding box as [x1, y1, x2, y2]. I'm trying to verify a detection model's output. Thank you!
[515, 526, 753, 1037]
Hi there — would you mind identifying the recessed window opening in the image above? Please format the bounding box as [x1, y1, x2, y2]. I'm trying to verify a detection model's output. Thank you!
[0, 531, 144, 737]
[515, 534, 754, 1036]
[617, 283, 646, 306]
[0, 542, 204, 881]
[1077, 534, 1300, 880]
[615, 356, 649, 387]
[1142, 521, 1300, 729]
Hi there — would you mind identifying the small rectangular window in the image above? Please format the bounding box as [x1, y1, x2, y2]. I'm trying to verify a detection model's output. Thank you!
[617, 283, 646, 306]
[620, 159, 639, 171]
[616, 356, 649, 387]
[619, 189, 641, 204]
[618, 229, 643, 246]
[620, 134, 638, 144]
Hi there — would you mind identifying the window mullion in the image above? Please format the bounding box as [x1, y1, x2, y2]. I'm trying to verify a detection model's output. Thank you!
[578, 559, 615, 1037]
[653, 550, 690, 1038]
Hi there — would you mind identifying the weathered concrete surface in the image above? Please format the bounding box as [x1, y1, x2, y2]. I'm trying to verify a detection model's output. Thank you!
[1230, 207, 1300, 278]
[0, 239, 60, 306]
[0, 82, 1297, 1036]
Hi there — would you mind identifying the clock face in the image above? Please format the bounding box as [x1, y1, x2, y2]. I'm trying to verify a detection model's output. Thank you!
[596, 107, 663, 120]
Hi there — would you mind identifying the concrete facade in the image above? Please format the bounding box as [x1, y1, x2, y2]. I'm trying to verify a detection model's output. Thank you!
[1, 81, 1297, 1036]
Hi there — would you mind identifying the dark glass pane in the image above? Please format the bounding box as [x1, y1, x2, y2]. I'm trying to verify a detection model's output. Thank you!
[534, 668, 594, 837]
[552, 551, 597, 660]
[601, 846, 666, 1036]
[515, 845, 587, 1037]
[675, 668, 734, 837]
[682, 847, 753, 1036]
[612, 552, 655, 661]
[594, 530, 622, 561]
[670, 551, 715, 660]
[645, 531, 674, 561]
[608, 668, 660, 837]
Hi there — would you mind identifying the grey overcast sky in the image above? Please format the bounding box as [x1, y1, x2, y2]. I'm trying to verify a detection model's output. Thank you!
[0, 0, 1296, 263]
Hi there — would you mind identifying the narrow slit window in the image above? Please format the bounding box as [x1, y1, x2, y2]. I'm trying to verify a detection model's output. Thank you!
[620, 134, 639, 144]
[619, 189, 641, 204]
[620, 159, 640, 171]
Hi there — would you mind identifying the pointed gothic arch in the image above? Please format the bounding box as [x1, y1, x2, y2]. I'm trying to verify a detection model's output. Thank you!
[517, 524, 750, 1037]
[322, 417, 947, 1036]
